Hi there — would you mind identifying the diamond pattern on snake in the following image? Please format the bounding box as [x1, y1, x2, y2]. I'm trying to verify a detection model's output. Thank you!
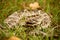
[4, 9, 51, 28]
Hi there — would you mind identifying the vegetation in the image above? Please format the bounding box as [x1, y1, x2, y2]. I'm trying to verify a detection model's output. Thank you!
[0, 0, 60, 40]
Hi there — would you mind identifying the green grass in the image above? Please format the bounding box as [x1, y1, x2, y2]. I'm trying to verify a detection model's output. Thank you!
[0, 0, 60, 40]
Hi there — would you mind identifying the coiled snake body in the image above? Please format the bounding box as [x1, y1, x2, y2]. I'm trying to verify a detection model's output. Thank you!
[4, 9, 51, 28]
[4, 9, 51, 35]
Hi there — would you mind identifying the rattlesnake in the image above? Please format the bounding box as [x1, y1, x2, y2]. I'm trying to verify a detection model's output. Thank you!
[4, 9, 51, 28]
[4, 9, 51, 35]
